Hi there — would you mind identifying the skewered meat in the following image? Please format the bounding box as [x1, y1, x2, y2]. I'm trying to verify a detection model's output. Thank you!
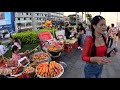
[12, 66, 24, 75]
[32, 52, 49, 62]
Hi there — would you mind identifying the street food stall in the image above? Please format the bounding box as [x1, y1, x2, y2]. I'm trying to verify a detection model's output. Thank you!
[0, 45, 64, 78]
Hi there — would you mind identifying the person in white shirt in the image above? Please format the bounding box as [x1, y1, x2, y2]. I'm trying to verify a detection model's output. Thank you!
[108, 24, 116, 48]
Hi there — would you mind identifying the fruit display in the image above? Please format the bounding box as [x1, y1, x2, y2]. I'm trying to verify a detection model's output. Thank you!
[0, 68, 12, 75]
[6, 60, 18, 67]
[47, 44, 62, 52]
[36, 61, 64, 78]
[12, 66, 24, 75]
[24, 66, 35, 74]
[32, 52, 49, 63]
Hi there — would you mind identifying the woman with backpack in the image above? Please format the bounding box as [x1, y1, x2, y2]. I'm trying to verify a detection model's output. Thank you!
[82, 15, 117, 78]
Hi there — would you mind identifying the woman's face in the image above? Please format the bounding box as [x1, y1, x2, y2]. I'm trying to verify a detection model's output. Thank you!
[93, 19, 107, 34]
[14, 48, 19, 54]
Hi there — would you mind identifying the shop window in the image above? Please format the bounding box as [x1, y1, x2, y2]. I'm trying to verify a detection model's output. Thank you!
[18, 18, 20, 20]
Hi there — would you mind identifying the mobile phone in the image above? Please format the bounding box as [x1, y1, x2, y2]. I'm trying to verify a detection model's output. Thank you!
[107, 48, 118, 57]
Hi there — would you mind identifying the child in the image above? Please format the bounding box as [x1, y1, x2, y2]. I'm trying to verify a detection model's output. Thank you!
[114, 33, 119, 47]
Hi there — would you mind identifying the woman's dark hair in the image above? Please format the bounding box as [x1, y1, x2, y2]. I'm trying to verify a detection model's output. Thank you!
[91, 15, 105, 42]
[111, 23, 114, 27]
[91, 15, 105, 57]
[12, 45, 18, 53]
[107, 26, 110, 32]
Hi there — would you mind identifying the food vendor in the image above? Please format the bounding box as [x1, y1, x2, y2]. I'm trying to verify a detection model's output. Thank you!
[12, 45, 28, 61]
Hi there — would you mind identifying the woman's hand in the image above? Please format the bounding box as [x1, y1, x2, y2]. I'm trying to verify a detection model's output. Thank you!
[24, 50, 29, 56]
[90, 57, 109, 65]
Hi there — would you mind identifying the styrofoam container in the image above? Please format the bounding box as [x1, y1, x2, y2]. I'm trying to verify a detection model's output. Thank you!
[18, 57, 30, 67]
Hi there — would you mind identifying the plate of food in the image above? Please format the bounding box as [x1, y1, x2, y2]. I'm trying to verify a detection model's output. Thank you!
[36, 61, 64, 78]
[0, 68, 12, 76]
[47, 44, 62, 52]
[24, 65, 35, 77]
[11, 66, 24, 77]
[32, 51, 50, 63]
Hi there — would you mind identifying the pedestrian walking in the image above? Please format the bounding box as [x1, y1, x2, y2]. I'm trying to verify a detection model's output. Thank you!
[107, 24, 116, 48]
[82, 15, 117, 78]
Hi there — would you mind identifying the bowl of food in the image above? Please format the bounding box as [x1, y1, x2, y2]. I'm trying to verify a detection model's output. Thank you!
[47, 44, 62, 56]
[36, 61, 64, 78]
[24, 65, 35, 78]
[47, 44, 62, 52]
[11, 66, 24, 77]
[32, 52, 50, 63]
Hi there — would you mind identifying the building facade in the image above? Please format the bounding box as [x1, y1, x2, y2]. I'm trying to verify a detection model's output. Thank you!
[14, 12, 64, 32]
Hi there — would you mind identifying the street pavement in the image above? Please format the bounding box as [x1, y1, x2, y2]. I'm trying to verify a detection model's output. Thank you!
[60, 40, 120, 78]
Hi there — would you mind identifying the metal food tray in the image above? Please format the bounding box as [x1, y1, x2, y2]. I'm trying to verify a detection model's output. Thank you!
[36, 64, 64, 78]
[30, 51, 51, 64]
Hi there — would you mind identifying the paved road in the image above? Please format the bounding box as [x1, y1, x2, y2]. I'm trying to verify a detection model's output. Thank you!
[60, 40, 120, 78]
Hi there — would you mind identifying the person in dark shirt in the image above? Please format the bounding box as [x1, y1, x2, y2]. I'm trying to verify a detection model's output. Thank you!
[77, 24, 85, 50]
[65, 24, 71, 39]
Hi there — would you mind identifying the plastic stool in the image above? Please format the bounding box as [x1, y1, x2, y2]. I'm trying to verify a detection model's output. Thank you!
[64, 44, 72, 53]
